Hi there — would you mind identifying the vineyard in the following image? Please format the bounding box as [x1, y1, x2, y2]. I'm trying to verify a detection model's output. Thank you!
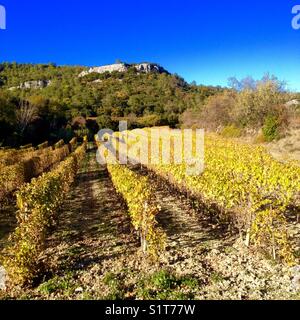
[0, 137, 78, 207]
[0, 129, 299, 299]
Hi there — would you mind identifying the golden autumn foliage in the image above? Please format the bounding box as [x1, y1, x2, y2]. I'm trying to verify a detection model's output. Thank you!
[0, 141, 79, 206]
[2, 144, 87, 286]
[111, 128, 300, 263]
[107, 163, 166, 257]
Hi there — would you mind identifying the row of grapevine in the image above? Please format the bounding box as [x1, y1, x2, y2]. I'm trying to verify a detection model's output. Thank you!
[107, 163, 166, 257]
[0, 138, 78, 168]
[19, 144, 34, 150]
[37, 141, 49, 150]
[1, 143, 87, 286]
[54, 139, 65, 149]
[0, 148, 34, 167]
[69, 137, 78, 152]
[112, 129, 300, 263]
[0, 144, 71, 206]
[0, 142, 50, 167]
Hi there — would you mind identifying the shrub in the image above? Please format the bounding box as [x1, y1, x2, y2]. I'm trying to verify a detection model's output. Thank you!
[97, 115, 119, 131]
[136, 115, 162, 128]
[262, 115, 280, 142]
[195, 91, 237, 130]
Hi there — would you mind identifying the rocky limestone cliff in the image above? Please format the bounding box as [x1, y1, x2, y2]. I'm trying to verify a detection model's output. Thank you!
[9, 80, 52, 90]
[135, 63, 166, 74]
[79, 63, 168, 77]
[79, 63, 127, 77]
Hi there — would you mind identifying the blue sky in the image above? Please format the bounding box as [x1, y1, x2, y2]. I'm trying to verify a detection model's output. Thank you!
[0, 0, 300, 90]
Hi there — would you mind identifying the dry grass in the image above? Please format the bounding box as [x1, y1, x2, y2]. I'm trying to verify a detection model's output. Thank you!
[267, 129, 300, 162]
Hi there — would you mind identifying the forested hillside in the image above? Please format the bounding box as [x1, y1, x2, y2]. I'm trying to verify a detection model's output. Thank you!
[1, 62, 299, 149]
[0, 63, 223, 147]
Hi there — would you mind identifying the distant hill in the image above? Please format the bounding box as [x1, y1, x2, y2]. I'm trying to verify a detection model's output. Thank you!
[0, 62, 224, 146]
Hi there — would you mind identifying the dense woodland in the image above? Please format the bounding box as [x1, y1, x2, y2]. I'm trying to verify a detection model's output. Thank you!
[0, 62, 299, 147]
[0, 63, 222, 146]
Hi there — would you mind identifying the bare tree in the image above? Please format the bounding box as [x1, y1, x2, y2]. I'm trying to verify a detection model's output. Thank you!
[16, 100, 39, 137]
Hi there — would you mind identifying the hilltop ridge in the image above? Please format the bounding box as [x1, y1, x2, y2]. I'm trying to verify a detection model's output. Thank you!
[79, 62, 169, 77]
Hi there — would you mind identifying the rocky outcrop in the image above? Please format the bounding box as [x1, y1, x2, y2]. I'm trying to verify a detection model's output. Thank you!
[79, 63, 127, 77]
[9, 80, 52, 90]
[79, 63, 168, 77]
[285, 99, 300, 107]
[135, 63, 166, 74]
[20, 80, 52, 89]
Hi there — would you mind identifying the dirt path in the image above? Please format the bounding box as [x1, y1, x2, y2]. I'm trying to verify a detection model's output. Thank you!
[43, 150, 137, 271]
[4, 148, 139, 299]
